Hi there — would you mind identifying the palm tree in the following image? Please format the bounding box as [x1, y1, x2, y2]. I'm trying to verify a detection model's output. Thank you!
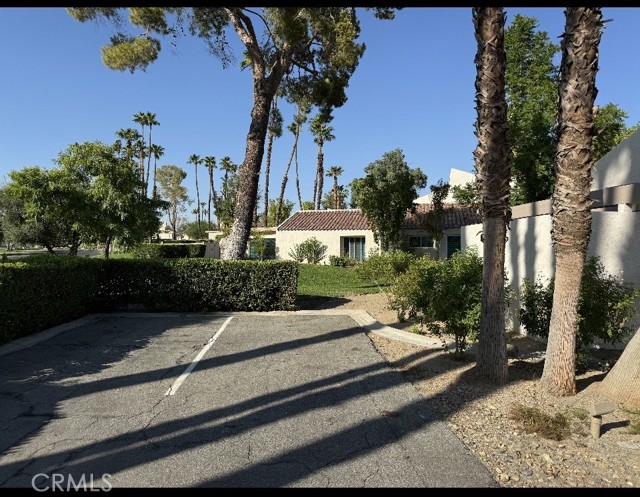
[326, 165, 344, 209]
[472, 7, 511, 385]
[263, 96, 283, 226]
[132, 112, 148, 187]
[540, 7, 604, 397]
[187, 154, 203, 231]
[142, 112, 160, 196]
[149, 144, 164, 199]
[310, 114, 335, 210]
[203, 155, 217, 227]
[276, 103, 308, 225]
[115, 128, 142, 165]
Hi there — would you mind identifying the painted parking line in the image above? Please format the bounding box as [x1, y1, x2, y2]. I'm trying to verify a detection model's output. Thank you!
[164, 316, 234, 396]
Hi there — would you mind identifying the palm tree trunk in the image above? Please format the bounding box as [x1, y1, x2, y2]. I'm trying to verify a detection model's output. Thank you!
[541, 7, 603, 397]
[315, 144, 325, 210]
[276, 137, 296, 226]
[208, 166, 213, 227]
[600, 327, 640, 407]
[264, 132, 274, 226]
[313, 138, 323, 209]
[333, 176, 339, 208]
[145, 126, 153, 197]
[195, 164, 201, 230]
[472, 7, 511, 385]
[294, 128, 303, 211]
[152, 157, 158, 198]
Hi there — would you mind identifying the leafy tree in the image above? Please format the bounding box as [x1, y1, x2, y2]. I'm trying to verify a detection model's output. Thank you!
[473, 7, 511, 385]
[0, 167, 81, 254]
[266, 198, 294, 227]
[505, 14, 559, 205]
[68, 7, 396, 260]
[301, 200, 315, 211]
[310, 113, 335, 210]
[181, 220, 216, 240]
[216, 156, 239, 229]
[420, 179, 450, 257]
[351, 149, 427, 252]
[321, 185, 349, 210]
[156, 164, 191, 240]
[541, 7, 603, 397]
[592, 103, 640, 161]
[55, 141, 165, 258]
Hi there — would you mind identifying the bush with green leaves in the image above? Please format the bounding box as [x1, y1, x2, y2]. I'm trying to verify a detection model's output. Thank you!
[518, 256, 638, 350]
[131, 243, 207, 259]
[288, 237, 327, 264]
[0, 255, 298, 346]
[388, 247, 485, 358]
[354, 250, 416, 289]
[328, 255, 358, 267]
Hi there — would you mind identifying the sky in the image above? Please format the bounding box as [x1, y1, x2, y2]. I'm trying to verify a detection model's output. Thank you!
[1, 7, 640, 223]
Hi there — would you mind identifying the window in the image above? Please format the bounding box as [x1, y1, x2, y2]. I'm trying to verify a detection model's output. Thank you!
[447, 235, 461, 258]
[342, 237, 366, 262]
[408, 236, 434, 248]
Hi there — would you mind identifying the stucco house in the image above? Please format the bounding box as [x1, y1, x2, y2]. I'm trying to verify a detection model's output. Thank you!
[275, 204, 481, 263]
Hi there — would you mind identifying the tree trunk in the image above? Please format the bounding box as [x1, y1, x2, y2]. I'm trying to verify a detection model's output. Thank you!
[195, 164, 201, 230]
[103, 234, 112, 259]
[316, 147, 325, 210]
[600, 327, 640, 408]
[264, 132, 274, 226]
[145, 127, 153, 197]
[221, 78, 277, 259]
[276, 140, 295, 226]
[312, 139, 322, 208]
[473, 7, 510, 384]
[295, 131, 303, 211]
[540, 7, 602, 397]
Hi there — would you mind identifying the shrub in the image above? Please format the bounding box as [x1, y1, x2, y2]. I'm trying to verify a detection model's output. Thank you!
[288, 237, 327, 264]
[355, 250, 416, 288]
[518, 256, 638, 350]
[328, 255, 357, 267]
[388, 248, 485, 358]
[131, 243, 207, 259]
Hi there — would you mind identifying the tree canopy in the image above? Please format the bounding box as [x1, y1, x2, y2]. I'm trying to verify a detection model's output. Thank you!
[351, 149, 427, 252]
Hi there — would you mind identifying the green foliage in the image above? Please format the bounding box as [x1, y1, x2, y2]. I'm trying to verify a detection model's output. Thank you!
[518, 256, 639, 350]
[131, 243, 207, 259]
[288, 237, 327, 264]
[355, 250, 415, 288]
[267, 198, 294, 227]
[452, 181, 481, 210]
[181, 221, 216, 240]
[421, 179, 450, 248]
[328, 255, 357, 267]
[0, 255, 298, 345]
[388, 248, 485, 358]
[593, 103, 640, 161]
[156, 164, 190, 238]
[0, 256, 102, 344]
[351, 148, 427, 251]
[214, 156, 239, 228]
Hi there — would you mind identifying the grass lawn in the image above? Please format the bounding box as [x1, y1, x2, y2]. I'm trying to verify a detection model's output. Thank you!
[297, 264, 387, 298]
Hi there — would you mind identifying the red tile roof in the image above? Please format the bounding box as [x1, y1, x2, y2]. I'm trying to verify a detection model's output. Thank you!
[277, 205, 482, 231]
[404, 204, 482, 229]
[277, 209, 371, 231]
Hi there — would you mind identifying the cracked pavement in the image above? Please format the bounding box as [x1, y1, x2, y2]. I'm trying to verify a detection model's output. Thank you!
[0, 312, 496, 488]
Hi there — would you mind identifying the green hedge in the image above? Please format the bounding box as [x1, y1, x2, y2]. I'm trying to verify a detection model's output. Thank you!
[0, 255, 298, 346]
[0, 256, 102, 344]
[131, 243, 207, 259]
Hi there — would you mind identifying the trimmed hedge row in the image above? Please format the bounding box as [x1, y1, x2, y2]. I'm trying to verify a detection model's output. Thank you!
[0, 255, 298, 345]
[130, 243, 207, 259]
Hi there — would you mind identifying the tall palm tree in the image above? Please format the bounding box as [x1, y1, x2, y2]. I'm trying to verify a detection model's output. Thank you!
[142, 112, 160, 196]
[133, 112, 148, 187]
[541, 7, 604, 397]
[310, 114, 335, 210]
[472, 7, 511, 385]
[203, 155, 217, 227]
[326, 165, 344, 209]
[263, 96, 283, 226]
[187, 154, 202, 230]
[149, 144, 164, 199]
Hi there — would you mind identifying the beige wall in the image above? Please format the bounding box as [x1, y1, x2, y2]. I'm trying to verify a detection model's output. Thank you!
[592, 128, 640, 190]
[276, 230, 380, 263]
[462, 210, 640, 333]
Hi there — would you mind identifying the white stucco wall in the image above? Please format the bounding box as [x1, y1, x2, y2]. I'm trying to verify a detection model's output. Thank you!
[276, 230, 380, 263]
[592, 128, 640, 190]
[462, 210, 640, 333]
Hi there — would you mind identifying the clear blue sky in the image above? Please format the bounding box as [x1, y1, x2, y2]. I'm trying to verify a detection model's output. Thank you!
[1, 7, 639, 222]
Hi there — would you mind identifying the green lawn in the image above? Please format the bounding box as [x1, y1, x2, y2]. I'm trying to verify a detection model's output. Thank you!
[297, 264, 387, 298]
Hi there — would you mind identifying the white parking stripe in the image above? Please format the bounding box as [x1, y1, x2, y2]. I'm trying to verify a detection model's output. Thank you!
[164, 316, 234, 396]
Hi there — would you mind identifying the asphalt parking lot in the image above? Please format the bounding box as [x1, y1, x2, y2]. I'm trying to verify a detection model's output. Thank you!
[0, 311, 496, 488]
